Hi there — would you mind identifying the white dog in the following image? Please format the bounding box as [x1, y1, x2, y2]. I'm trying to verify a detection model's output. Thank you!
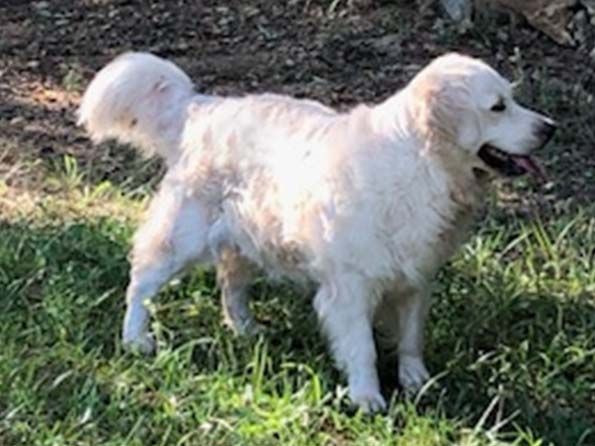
[78, 52, 555, 412]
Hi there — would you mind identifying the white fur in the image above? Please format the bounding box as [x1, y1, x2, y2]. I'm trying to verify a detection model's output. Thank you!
[79, 52, 553, 412]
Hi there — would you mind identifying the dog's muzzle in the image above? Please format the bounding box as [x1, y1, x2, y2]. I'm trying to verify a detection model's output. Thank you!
[477, 120, 556, 181]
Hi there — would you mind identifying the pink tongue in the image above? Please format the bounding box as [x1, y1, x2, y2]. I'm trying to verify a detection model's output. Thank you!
[512, 156, 547, 181]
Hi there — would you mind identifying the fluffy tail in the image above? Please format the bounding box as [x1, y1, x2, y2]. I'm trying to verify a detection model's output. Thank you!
[77, 52, 194, 162]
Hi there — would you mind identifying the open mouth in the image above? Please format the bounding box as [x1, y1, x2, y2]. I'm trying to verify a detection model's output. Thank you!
[477, 144, 546, 180]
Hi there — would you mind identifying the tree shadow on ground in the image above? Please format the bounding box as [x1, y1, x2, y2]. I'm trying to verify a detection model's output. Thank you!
[2, 0, 595, 211]
[1, 216, 593, 444]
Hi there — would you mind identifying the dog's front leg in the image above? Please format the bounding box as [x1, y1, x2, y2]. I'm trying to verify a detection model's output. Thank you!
[314, 276, 386, 413]
[396, 289, 430, 392]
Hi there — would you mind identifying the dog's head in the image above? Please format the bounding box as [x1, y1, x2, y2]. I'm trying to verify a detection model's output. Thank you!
[408, 53, 556, 179]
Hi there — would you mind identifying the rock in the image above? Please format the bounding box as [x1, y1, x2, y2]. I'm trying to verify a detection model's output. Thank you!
[368, 33, 402, 53]
[573, 10, 589, 45]
[440, 0, 472, 21]
[436, 0, 595, 47]
[481, 0, 578, 46]
[582, 0, 595, 14]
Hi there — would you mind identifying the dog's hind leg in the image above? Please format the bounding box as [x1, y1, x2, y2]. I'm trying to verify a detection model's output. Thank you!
[207, 218, 261, 335]
[215, 246, 261, 336]
[122, 185, 211, 353]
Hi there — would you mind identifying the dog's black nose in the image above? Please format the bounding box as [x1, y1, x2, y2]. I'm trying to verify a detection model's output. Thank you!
[539, 120, 557, 144]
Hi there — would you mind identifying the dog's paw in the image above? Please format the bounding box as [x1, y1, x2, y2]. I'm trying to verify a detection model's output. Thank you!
[123, 333, 156, 355]
[226, 318, 264, 337]
[242, 321, 265, 336]
[349, 383, 387, 413]
[398, 355, 429, 393]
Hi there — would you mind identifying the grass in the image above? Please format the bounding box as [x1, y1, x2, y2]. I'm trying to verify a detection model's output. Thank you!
[1, 0, 593, 442]
[0, 155, 593, 446]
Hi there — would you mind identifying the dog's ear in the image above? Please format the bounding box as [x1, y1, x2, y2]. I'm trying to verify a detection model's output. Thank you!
[410, 76, 480, 150]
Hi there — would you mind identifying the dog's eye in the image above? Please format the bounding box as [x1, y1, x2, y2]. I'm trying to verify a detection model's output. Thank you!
[491, 101, 506, 112]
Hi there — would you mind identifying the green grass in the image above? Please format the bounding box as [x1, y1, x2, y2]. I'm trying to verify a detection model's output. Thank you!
[0, 159, 593, 446]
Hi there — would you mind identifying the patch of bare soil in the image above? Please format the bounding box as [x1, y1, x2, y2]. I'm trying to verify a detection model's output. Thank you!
[0, 0, 593, 216]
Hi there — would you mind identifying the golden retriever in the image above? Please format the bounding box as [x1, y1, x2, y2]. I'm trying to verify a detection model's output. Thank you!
[78, 52, 556, 412]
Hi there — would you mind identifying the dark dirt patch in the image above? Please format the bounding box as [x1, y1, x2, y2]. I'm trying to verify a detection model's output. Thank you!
[0, 0, 594, 214]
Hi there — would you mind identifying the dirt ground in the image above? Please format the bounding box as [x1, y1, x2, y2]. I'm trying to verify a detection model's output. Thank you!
[0, 0, 594, 213]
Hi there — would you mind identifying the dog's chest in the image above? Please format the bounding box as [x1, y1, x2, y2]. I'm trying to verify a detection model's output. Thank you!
[381, 177, 478, 284]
